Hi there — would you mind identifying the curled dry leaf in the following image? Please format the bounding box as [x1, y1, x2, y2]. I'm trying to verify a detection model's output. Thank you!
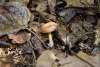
[8, 31, 31, 44]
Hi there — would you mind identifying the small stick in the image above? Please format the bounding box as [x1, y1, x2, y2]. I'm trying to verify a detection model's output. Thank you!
[71, 51, 95, 67]
[26, 28, 48, 48]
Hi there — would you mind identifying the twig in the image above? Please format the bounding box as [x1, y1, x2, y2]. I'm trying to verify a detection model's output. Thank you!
[71, 51, 95, 67]
[26, 28, 48, 48]
[28, 40, 36, 67]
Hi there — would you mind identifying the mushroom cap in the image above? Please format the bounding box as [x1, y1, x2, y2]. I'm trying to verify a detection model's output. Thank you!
[40, 21, 58, 33]
[0, 2, 31, 36]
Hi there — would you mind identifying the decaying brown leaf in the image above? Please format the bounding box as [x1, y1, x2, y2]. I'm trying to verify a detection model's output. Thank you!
[8, 31, 31, 44]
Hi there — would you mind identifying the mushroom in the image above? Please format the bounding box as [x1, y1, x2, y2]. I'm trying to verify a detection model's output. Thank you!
[40, 21, 58, 47]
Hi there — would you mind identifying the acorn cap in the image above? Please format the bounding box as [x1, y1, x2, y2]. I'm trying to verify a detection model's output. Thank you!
[40, 21, 58, 33]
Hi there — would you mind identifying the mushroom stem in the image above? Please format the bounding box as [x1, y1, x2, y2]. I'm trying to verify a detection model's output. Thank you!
[48, 32, 54, 47]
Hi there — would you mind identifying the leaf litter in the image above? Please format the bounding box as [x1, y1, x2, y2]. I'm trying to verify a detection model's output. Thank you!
[0, 0, 100, 67]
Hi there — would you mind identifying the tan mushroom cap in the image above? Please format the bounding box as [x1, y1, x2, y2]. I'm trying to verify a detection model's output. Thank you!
[40, 21, 58, 33]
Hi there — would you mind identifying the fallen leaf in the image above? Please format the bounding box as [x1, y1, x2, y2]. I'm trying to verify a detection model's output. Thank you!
[36, 50, 58, 67]
[8, 31, 31, 44]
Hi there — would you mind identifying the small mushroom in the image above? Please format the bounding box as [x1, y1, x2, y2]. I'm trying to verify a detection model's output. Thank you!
[40, 21, 58, 47]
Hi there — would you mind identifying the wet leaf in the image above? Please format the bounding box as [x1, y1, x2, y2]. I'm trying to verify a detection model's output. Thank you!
[0, 2, 31, 35]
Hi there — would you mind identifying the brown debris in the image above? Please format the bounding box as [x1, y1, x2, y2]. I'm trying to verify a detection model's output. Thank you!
[8, 31, 31, 44]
